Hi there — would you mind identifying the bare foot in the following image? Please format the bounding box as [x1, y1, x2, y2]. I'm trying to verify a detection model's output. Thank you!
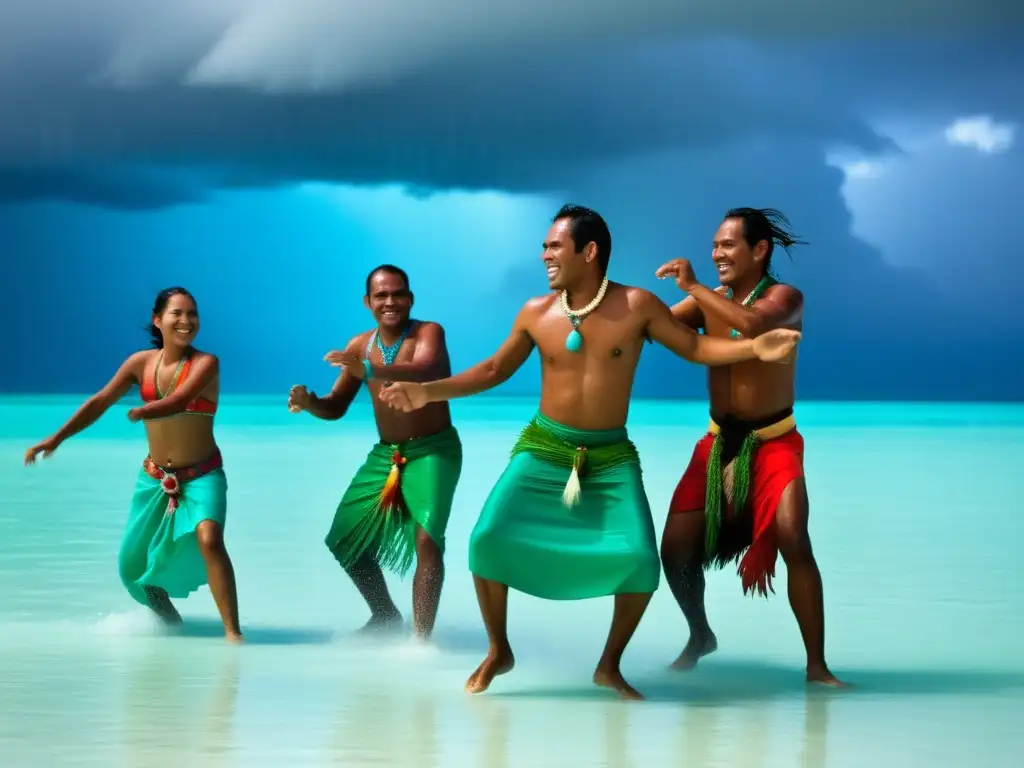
[356, 611, 403, 635]
[465, 648, 515, 694]
[593, 665, 645, 701]
[669, 631, 717, 671]
[159, 610, 184, 627]
[145, 588, 183, 627]
[807, 664, 850, 688]
[225, 631, 244, 644]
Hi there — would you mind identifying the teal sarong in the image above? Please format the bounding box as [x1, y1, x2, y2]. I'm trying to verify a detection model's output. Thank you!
[327, 426, 463, 577]
[468, 413, 660, 600]
[118, 454, 227, 606]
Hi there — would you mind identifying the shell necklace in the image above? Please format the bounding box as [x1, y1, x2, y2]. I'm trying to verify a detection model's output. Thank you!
[560, 277, 609, 352]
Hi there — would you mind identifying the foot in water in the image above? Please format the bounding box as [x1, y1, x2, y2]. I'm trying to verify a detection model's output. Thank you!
[670, 631, 718, 671]
[225, 631, 244, 644]
[593, 664, 645, 701]
[145, 587, 183, 627]
[807, 663, 850, 688]
[465, 648, 515, 694]
[357, 611, 403, 635]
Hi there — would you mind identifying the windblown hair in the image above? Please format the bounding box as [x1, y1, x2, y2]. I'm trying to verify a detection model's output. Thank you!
[724, 207, 807, 275]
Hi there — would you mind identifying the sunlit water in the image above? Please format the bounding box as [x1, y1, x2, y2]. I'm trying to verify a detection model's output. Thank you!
[1, 396, 1022, 767]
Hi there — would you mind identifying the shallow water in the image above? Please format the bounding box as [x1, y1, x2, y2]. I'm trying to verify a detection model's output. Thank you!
[1, 397, 1022, 766]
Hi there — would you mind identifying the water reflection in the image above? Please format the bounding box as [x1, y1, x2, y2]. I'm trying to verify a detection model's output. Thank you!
[675, 688, 833, 767]
[328, 688, 440, 766]
[801, 692, 831, 768]
[119, 644, 239, 766]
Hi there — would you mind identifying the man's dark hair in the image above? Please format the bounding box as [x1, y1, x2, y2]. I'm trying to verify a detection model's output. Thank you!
[365, 264, 410, 296]
[724, 207, 807, 274]
[553, 204, 612, 276]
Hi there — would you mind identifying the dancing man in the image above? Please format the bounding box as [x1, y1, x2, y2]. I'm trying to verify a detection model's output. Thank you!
[288, 265, 462, 639]
[377, 205, 801, 699]
[656, 207, 845, 686]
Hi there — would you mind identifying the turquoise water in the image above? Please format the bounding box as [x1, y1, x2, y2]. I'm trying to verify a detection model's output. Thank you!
[1, 396, 1022, 766]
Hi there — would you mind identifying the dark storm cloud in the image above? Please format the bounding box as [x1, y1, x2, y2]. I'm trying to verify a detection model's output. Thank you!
[0, 1, 1020, 207]
[481, 143, 1024, 400]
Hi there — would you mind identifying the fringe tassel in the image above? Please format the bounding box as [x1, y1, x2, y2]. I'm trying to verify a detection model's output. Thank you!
[378, 452, 405, 510]
[738, 532, 778, 598]
[703, 432, 761, 568]
[562, 447, 587, 507]
[703, 435, 723, 557]
[335, 451, 417, 578]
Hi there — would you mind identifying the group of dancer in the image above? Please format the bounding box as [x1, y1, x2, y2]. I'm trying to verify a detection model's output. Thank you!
[24, 204, 845, 700]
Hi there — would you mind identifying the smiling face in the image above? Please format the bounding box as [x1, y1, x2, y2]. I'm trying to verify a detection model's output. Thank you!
[154, 292, 199, 350]
[541, 218, 592, 291]
[711, 217, 767, 288]
[365, 269, 413, 330]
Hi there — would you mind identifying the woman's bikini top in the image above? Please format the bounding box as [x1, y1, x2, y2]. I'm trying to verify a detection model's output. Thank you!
[139, 353, 217, 417]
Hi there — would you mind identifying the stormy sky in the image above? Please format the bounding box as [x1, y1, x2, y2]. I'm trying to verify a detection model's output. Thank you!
[3, 1, 1022, 399]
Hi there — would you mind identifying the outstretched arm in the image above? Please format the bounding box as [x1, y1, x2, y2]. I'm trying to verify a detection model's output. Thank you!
[669, 295, 705, 331]
[380, 302, 537, 412]
[52, 352, 146, 443]
[687, 283, 803, 337]
[130, 354, 218, 420]
[642, 292, 762, 366]
[421, 306, 535, 403]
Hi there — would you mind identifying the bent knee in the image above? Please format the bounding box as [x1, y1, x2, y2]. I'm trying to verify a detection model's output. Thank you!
[195, 520, 225, 553]
[415, 528, 443, 562]
[775, 479, 812, 559]
[661, 509, 704, 563]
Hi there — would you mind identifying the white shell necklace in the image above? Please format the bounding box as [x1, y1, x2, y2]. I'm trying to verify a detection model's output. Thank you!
[560, 276, 609, 352]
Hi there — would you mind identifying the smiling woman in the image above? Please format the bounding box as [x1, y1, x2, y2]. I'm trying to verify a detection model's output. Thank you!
[22, 286, 244, 642]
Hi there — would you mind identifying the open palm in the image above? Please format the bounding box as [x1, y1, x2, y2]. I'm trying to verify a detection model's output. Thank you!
[752, 329, 801, 363]
[380, 382, 429, 412]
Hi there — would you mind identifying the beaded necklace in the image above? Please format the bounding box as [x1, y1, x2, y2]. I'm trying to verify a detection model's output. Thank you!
[375, 322, 413, 365]
[725, 276, 775, 338]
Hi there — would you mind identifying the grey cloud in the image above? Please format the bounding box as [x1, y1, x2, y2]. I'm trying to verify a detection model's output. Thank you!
[0, 40, 895, 208]
[0, 2, 1020, 207]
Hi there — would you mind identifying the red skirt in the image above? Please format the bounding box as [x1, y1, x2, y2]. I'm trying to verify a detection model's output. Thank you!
[669, 425, 804, 598]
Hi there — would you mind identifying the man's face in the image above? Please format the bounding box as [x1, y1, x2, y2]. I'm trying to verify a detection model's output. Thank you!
[365, 270, 412, 329]
[712, 217, 764, 287]
[541, 218, 588, 290]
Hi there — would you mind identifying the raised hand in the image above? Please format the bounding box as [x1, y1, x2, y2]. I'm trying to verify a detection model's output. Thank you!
[288, 384, 313, 413]
[655, 258, 699, 291]
[323, 349, 366, 379]
[24, 436, 60, 466]
[752, 328, 801, 363]
[379, 382, 429, 412]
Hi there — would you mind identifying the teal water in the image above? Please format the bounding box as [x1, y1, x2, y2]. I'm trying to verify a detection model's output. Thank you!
[1, 396, 1022, 766]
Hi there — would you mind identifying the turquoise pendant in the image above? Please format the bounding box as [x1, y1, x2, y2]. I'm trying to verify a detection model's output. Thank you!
[566, 329, 583, 352]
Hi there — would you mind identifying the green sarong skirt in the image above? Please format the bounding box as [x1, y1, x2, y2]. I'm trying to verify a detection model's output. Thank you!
[118, 451, 228, 606]
[326, 426, 463, 578]
[468, 413, 660, 600]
